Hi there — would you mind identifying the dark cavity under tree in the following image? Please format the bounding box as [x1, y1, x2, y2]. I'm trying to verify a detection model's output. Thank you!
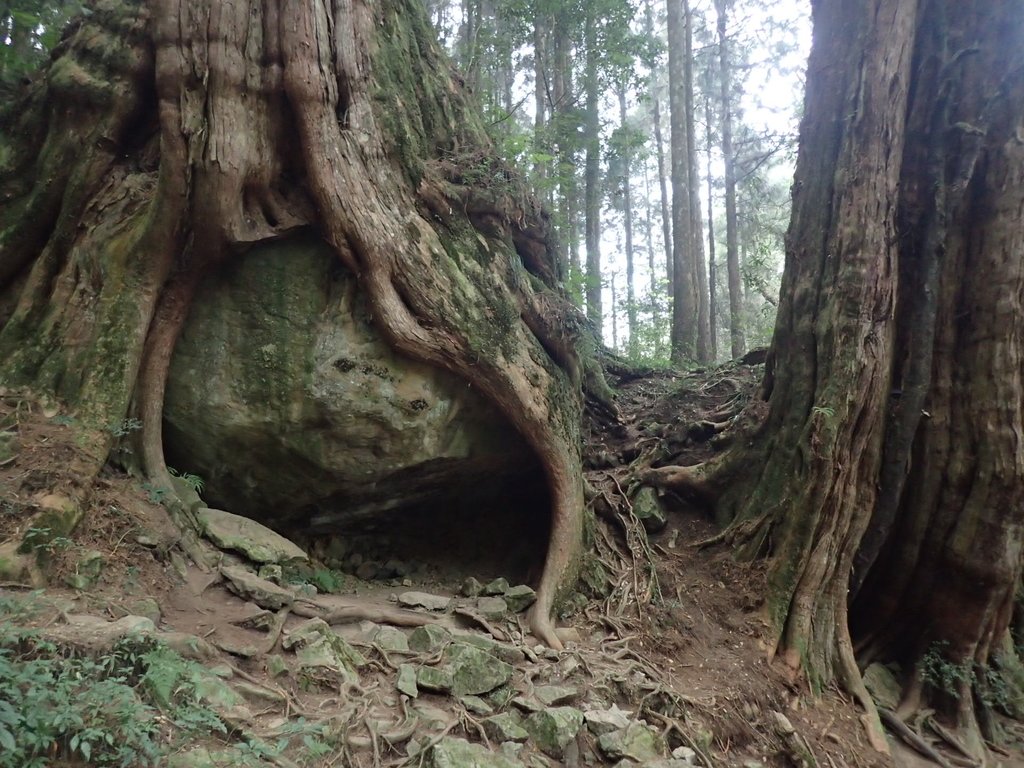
[644, 0, 1024, 755]
[0, 0, 594, 649]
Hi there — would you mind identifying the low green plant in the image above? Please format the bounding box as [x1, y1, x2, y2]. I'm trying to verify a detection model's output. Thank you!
[141, 483, 168, 504]
[107, 417, 143, 437]
[309, 568, 346, 594]
[0, 592, 43, 623]
[21, 526, 73, 554]
[0, 630, 227, 767]
[920, 641, 974, 699]
[169, 467, 206, 495]
[280, 562, 346, 594]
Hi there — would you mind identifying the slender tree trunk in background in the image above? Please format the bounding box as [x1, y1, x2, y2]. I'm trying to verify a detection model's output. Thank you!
[643, 159, 663, 358]
[583, 11, 602, 333]
[619, 87, 638, 358]
[704, 92, 718, 361]
[497, 6, 513, 114]
[644, 0, 1024, 755]
[684, 0, 710, 363]
[610, 270, 619, 351]
[0, 0, 588, 651]
[715, 0, 744, 359]
[552, 20, 580, 284]
[644, 0, 673, 300]
[533, 10, 557, 268]
[461, 0, 481, 93]
[667, 0, 697, 363]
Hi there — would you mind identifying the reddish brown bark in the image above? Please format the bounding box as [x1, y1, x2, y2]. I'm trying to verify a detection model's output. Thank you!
[0, 0, 587, 647]
[644, 0, 1024, 753]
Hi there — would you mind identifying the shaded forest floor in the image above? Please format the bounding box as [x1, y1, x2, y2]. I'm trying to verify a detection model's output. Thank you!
[0, 360, 977, 767]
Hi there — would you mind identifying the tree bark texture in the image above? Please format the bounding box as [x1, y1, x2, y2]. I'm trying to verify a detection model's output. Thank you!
[643, 0, 672, 303]
[714, 0, 745, 360]
[704, 89, 718, 362]
[703, 0, 1024, 750]
[684, 0, 709, 363]
[666, 0, 697, 364]
[0, 0, 589, 649]
[583, 11, 602, 332]
[618, 87, 638, 359]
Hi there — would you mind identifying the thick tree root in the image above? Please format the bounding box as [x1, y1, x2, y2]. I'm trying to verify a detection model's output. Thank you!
[293, 599, 443, 629]
[879, 709, 953, 768]
[639, 460, 721, 504]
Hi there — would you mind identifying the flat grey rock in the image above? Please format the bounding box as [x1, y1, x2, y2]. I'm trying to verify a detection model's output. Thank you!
[399, 591, 451, 611]
[199, 508, 307, 564]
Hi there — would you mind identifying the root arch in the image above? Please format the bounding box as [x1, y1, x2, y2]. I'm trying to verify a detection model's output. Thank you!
[0, 0, 587, 646]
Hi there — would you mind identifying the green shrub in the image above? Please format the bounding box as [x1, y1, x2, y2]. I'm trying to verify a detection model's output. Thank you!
[0, 630, 226, 767]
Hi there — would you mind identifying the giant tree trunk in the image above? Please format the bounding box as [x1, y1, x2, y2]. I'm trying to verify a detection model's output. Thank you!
[0, 0, 588, 649]
[644, 0, 1024, 753]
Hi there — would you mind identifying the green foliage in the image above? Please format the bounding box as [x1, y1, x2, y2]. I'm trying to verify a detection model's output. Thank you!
[0, 591, 43, 622]
[0, 1, 83, 81]
[282, 562, 347, 594]
[0, 630, 228, 767]
[920, 642, 974, 699]
[108, 417, 143, 437]
[141, 482, 168, 504]
[169, 466, 205, 495]
[21, 526, 73, 554]
[309, 568, 346, 593]
[919, 641, 1018, 712]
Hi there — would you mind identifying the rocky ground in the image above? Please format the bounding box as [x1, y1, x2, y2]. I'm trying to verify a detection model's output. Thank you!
[0, 362, 944, 768]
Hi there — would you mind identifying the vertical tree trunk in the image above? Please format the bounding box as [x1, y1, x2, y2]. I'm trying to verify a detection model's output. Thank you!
[552, 19, 580, 284]
[643, 157, 664, 358]
[714, 0, 745, 359]
[583, 11, 602, 333]
[637, 0, 1024, 755]
[461, 0, 481, 92]
[533, 8, 556, 263]
[644, 0, 673, 301]
[684, 0, 710, 363]
[667, 0, 697, 363]
[848, 1, 1024, 751]
[619, 87, 638, 358]
[704, 91, 718, 361]
[610, 270, 619, 351]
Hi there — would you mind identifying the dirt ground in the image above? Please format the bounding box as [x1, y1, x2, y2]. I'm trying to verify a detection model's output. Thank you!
[0, 365, 1004, 768]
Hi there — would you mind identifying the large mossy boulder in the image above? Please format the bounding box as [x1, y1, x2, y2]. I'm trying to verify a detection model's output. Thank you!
[164, 234, 536, 528]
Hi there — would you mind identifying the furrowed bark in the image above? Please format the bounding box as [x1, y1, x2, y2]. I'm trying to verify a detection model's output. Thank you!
[0, 0, 588, 646]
